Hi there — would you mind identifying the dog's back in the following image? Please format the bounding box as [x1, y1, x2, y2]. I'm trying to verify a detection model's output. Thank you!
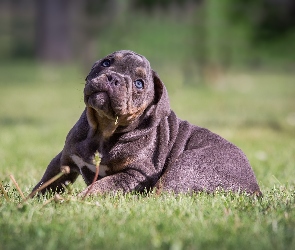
[156, 111, 261, 195]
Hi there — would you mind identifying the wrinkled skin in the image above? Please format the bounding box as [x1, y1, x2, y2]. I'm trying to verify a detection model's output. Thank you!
[32, 50, 262, 196]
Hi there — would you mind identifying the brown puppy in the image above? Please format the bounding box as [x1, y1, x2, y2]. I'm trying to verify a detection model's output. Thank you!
[32, 50, 261, 196]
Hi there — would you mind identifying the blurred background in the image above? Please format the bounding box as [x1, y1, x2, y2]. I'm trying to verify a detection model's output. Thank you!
[1, 0, 295, 76]
[0, 0, 294, 189]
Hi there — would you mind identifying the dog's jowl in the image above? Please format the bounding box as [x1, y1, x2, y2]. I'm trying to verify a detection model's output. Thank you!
[32, 50, 261, 196]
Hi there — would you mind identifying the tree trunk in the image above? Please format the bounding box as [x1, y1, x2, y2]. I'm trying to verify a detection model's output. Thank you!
[35, 0, 82, 63]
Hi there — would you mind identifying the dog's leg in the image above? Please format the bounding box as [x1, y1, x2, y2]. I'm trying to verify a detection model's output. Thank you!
[32, 152, 79, 195]
[158, 146, 261, 195]
[78, 162, 157, 196]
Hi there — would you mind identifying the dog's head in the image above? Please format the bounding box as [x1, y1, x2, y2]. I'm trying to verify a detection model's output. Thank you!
[84, 50, 169, 135]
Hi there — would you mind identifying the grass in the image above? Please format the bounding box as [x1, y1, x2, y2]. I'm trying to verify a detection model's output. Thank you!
[0, 62, 295, 250]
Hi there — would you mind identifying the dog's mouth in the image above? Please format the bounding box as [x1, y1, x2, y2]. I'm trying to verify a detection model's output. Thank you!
[85, 91, 113, 116]
[84, 76, 138, 126]
[86, 91, 109, 107]
[85, 91, 128, 121]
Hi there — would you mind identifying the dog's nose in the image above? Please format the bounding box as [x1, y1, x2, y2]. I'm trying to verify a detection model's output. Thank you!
[106, 73, 119, 86]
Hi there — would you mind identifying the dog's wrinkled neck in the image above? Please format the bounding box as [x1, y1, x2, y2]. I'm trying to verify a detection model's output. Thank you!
[86, 107, 119, 139]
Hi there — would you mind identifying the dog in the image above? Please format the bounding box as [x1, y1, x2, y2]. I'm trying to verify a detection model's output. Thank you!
[32, 50, 261, 196]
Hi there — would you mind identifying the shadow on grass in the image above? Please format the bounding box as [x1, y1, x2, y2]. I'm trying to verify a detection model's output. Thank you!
[0, 116, 43, 127]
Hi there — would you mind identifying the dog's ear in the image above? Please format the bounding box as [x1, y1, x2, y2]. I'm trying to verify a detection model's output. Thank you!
[118, 70, 171, 141]
[152, 70, 170, 118]
[152, 70, 166, 103]
[152, 70, 162, 104]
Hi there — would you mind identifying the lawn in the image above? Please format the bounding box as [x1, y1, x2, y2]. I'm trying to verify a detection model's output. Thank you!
[0, 62, 295, 250]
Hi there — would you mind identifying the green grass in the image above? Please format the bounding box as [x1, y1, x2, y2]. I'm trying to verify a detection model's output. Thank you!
[0, 63, 295, 250]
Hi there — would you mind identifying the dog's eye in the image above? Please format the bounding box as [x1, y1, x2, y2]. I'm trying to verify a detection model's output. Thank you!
[101, 59, 111, 67]
[134, 79, 144, 89]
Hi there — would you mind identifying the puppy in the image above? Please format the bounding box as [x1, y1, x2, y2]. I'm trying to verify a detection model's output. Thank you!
[32, 50, 261, 196]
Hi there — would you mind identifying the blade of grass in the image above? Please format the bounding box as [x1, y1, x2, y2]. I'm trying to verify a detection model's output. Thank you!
[82, 151, 101, 200]
[20, 166, 71, 206]
[9, 174, 25, 200]
[0, 182, 10, 202]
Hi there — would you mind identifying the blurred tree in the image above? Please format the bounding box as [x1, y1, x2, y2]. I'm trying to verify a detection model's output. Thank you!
[131, 0, 295, 72]
[81, 0, 120, 67]
[227, 0, 295, 43]
[0, 0, 12, 59]
[1, 0, 294, 70]
[226, 0, 295, 68]
[132, 0, 202, 10]
[36, 0, 84, 63]
[2, 0, 35, 59]
[35, 0, 119, 64]
[202, 0, 230, 78]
